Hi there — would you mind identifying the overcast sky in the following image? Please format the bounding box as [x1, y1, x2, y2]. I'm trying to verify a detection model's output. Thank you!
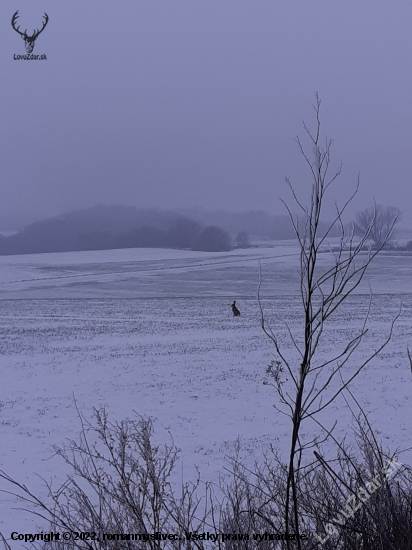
[1, 0, 411, 230]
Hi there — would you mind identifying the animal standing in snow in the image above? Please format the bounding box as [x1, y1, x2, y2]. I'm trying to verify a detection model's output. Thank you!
[231, 301, 240, 317]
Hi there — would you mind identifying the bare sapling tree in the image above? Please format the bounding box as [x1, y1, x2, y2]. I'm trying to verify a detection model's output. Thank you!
[354, 204, 401, 249]
[258, 94, 399, 549]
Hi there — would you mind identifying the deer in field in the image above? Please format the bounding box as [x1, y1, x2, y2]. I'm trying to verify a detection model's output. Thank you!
[231, 301, 240, 317]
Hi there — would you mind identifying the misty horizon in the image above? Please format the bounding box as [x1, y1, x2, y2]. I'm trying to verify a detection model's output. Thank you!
[2, 1, 411, 232]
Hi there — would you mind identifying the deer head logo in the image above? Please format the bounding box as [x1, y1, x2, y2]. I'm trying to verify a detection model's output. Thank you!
[11, 11, 49, 54]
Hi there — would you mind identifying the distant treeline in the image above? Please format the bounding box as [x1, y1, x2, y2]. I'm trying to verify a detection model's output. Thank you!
[0, 206, 232, 255]
[0, 205, 334, 256]
[174, 208, 296, 240]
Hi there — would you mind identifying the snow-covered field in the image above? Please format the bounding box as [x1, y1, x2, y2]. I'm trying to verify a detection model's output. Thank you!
[0, 242, 411, 541]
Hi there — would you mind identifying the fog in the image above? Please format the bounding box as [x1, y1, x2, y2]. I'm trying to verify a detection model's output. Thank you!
[1, 0, 412, 230]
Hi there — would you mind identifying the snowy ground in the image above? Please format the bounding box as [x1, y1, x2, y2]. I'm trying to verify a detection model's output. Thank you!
[0, 242, 411, 543]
